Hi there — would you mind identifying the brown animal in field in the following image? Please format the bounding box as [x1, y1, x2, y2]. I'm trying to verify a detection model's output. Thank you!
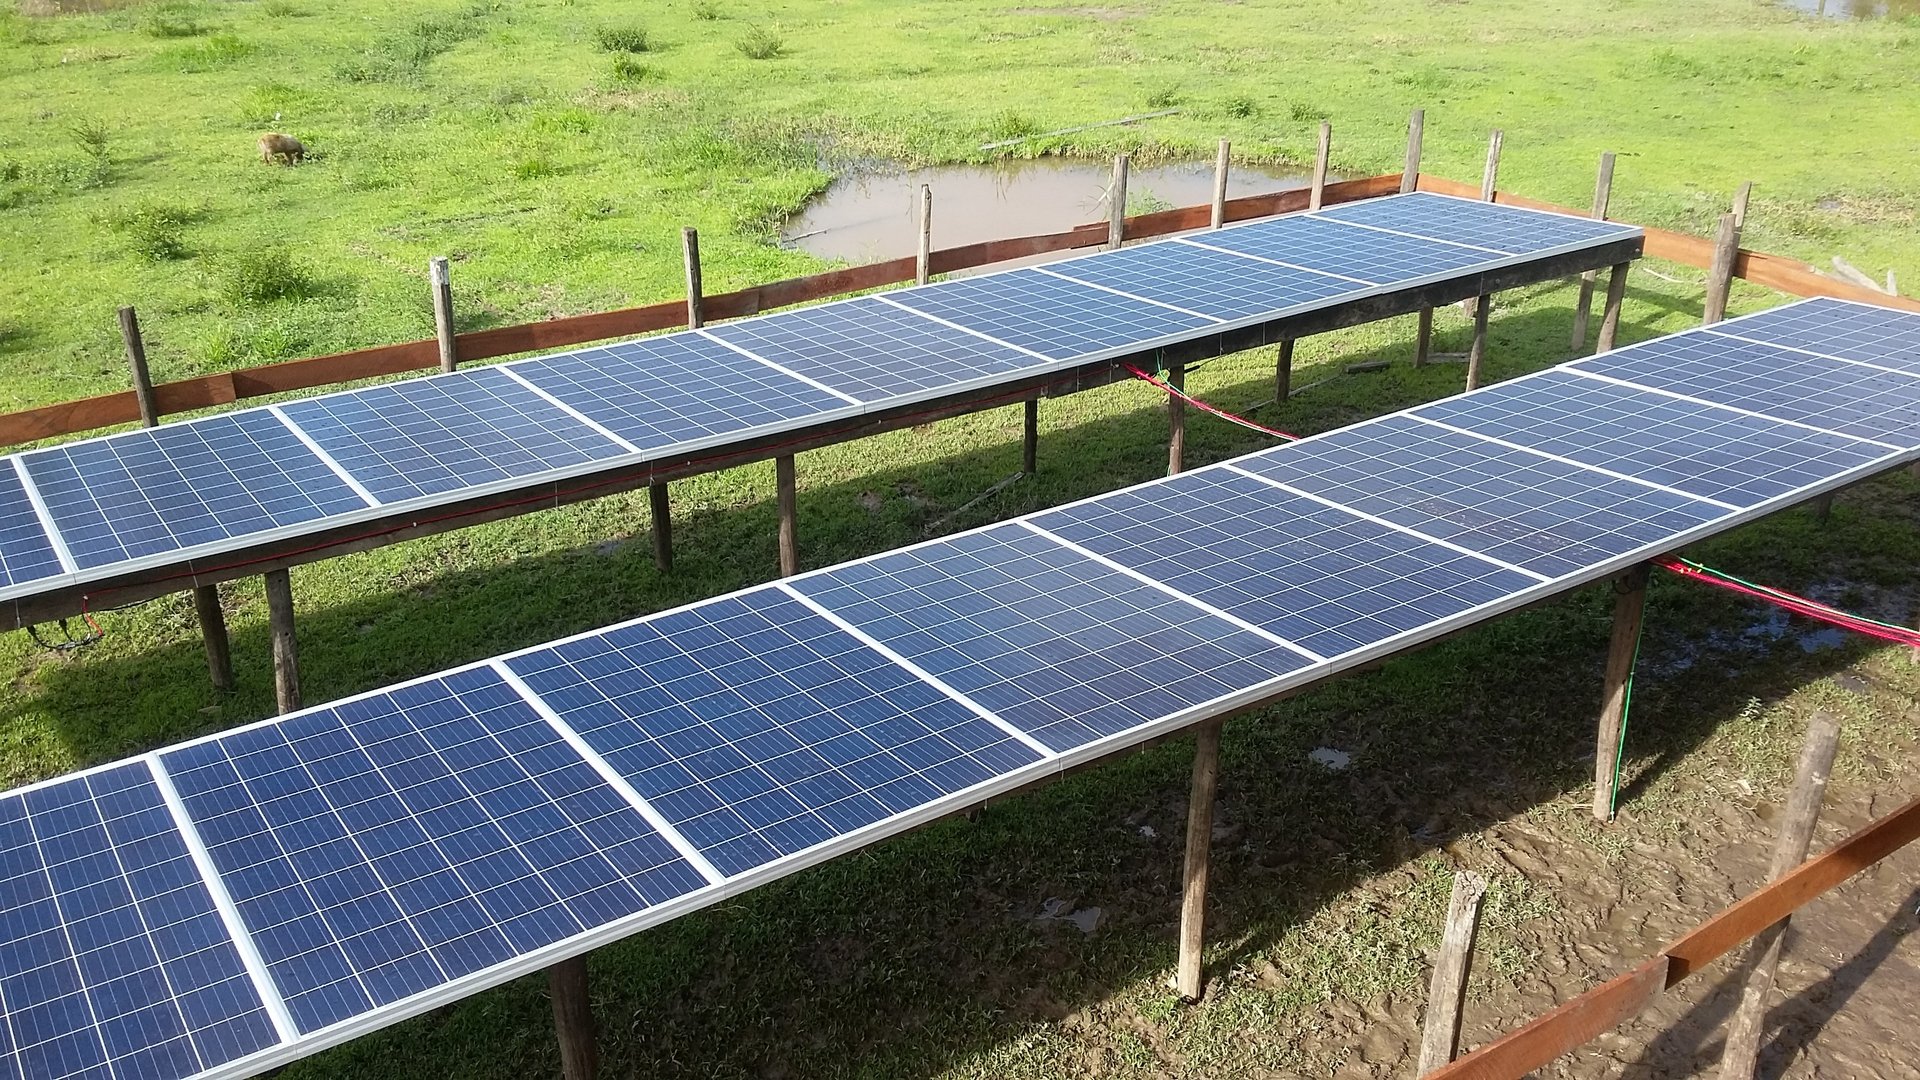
[258, 132, 305, 166]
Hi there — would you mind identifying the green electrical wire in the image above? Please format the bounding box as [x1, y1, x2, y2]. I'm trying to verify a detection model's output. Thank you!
[1673, 557, 1916, 635]
[1608, 618, 1643, 820]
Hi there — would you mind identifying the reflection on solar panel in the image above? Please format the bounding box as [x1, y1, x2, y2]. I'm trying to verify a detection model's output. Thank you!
[0, 193, 1644, 604]
[1310, 192, 1632, 256]
[5, 299, 1918, 1080]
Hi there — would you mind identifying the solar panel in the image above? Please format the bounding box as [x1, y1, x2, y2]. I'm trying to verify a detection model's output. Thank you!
[1231, 413, 1731, 578]
[700, 297, 1048, 404]
[1311, 192, 1634, 256]
[0, 465, 66, 589]
[1571, 333, 1920, 449]
[1710, 296, 1920, 376]
[1186, 214, 1490, 286]
[502, 587, 1047, 878]
[786, 523, 1315, 753]
[19, 412, 372, 572]
[156, 666, 707, 1035]
[1414, 369, 1895, 507]
[1044, 240, 1359, 322]
[0, 763, 279, 1080]
[882, 267, 1220, 360]
[505, 334, 858, 452]
[1029, 467, 1540, 659]
[276, 368, 633, 506]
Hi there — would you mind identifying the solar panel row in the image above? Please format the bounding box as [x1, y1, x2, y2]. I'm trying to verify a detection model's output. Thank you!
[5, 296, 1917, 1080]
[0, 193, 1643, 605]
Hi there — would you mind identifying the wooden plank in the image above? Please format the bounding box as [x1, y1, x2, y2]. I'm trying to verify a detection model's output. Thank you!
[549, 956, 597, 1080]
[265, 568, 300, 715]
[1569, 152, 1616, 353]
[682, 227, 705, 330]
[1402, 109, 1425, 194]
[1310, 122, 1331, 211]
[1210, 140, 1230, 229]
[1418, 872, 1489, 1073]
[1174, 720, 1223, 1000]
[120, 307, 158, 428]
[1594, 564, 1649, 821]
[230, 340, 438, 396]
[430, 257, 457, 373]
[1424, 957, 1670, 1080]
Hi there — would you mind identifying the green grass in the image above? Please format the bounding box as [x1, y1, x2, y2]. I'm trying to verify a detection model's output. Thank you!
[2, 0, 1920, 1076]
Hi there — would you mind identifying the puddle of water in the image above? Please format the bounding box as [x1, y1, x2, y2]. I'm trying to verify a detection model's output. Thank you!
[1780, 0, 1919, 17]
[1648, 578, 1916, 676]
[782, 159, 1315, 271]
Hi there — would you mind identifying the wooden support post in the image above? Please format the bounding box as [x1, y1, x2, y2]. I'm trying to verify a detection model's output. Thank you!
[1459, 131, 1502, 335]
[1175, 720, 1222, 1001]
[1731, 180, 1754, 228]
[1275, 340, 1295, 402]
[648, 481, 672, 572]
[1022, 398, 1038, 475]
[1479, 128, 1503, 202]
[429, 257, 457, 374]
[549, 955, 598, 1080]
[1702, 212, 1740, 326]
[1414, 307, 1433, 367]
[118, 306, 158, 428]
[1717, 709, 1842, 1080]
[682, 226, 704, 330]
[1465, 294, 1491, 391]
[1570, 152, 1616, 354]
[1810, 491, 1835, 524]
[1209, 139, 1229, 229]
[1108, 154, 1130, 250]
[915, 184, 933, 286]
[1594, 563, 1650, 822]
[192, 584, 234, 692]
[1166, 361, 1185, 476]
[1418, 871, 1490, 1074]
[1596, 262, 1631, 354]
[1309, 121, 1331, 211]
[264, 568, 301, 715]
[775, 454, 797, 577]
[1401, 108, 1424, 193]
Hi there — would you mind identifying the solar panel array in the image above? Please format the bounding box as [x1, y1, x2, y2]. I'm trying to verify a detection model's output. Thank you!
[6, 296, 1919, 1080]
[0, 192, 1639, 604]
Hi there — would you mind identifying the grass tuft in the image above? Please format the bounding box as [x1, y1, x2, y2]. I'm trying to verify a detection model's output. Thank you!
[691, 0, 722, 19]
[595, 24, 651, 52]
[220, 247, 320, 304]
[108, 199, 197, 260]
[336, 5, 490, 83]
[734, 23, 784, 58]
[140, 2, 205, 38]
[607, 54, 651, 83]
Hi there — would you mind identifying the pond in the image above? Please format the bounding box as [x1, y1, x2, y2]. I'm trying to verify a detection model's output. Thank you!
[1779, 0, 1919, 16]
[781, 158, 1317, 271]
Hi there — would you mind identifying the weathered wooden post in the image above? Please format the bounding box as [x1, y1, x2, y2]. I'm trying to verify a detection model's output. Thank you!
[648, 228, 707, 574]
[1166, 362, 1185, 476]
[1403, 110, 1434, 367]
[1595, 261, 1632, 354]
[1702, 212, 1741, 325]
[1275, 339, 1295, 403]
[776, 454, 798, 577]
[123, 305, 235, 691]
[1418, 871, 1490, 1074]
[1717, 709, 1841, 1080]
[1479, 128, 1503, 201]
[1463, 129, 1502, 389]
[1569, 152, 1616, 354]
[264, 567, 300, 714]
[1593, 563, 1650, 821]
[1175, 720, 1223, 1000]
[682, 226, 704, 328]
[429, 257, 457, 374]
[916, 183, 933, 286]
[1209, 139, 1230, 229]
[1022, 398, 1039, 474]
[550, 955, 598, 1080]
[1309, 121, 1331, 211]
[1108, 153, 1130, 251]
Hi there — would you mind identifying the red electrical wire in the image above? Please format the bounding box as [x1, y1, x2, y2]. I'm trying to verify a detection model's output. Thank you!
[1122, 364, 1299, 441]
[1656, 555, 1920, 648]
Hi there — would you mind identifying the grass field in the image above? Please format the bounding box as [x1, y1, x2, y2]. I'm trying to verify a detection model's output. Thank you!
[3, 1, 1920, 1077]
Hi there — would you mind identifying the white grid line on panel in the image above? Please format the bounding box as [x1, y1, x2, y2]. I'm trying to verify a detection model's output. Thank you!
[11, 455, 78, 575]
[1171, 237, 1381, 286]
[1704, 328, 1920, 382]
[694, 331, 865, 406]
[867, 295, 1058, 363]
[1406, 414, 1743, 512]
[267, 406, 382, 508]
[494, 368, 644, 454]
[1302, 212, 1513, 256]
[1562, 366, 1906, 451]
[1029, 266, 1226, 323]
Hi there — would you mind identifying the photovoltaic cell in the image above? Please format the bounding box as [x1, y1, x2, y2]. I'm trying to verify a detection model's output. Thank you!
[883, 268, 1219, 360]
[1311, 192, 1634, 255]
[1190, 214, 1490, 285]
[1233, 414, 1729, 578]
[0, 468, 64, 589]
[1046, 241, 1358, 322]
[1032, 468, 1537, 659]
[505, 334, 853, 451]
[19, 412, 369, 571]
[504, 588, 1044, 878]
[700, 297, 1045, 403]
[1712, 297, 1920, 376]
[788, 523, 1313, 753]
[1571, 334, 1920, 449]
[1415, 370, 1891, 507]
[277, 367, 630, 505]
[0, 763, 277, 1080]
[158, 667, 705, 1035]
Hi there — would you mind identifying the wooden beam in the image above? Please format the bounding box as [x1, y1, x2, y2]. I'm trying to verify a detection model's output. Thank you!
[1402, 109, 1424, 194]
[1166, 362, 1185, 476]
[192, 584, 233, 692]
[1210, 139, 1230, 229]
[1596, 262, 1631, 354]
[648, 482, 672, 572]
[682, 227, 705, 330]
[1569, 152, 1616, 354]
[118, 306, 158, 429]
[1702, 212, 1740, 325]
[1275, 339, 1295, 402]
[1425, 957, 1671, 1080]
[1022, 398, 1038, 474]
[1418, 872, 1489, 1074]
[264, 568, 300, 715]
[916, 184, 933, 286]
[1465, 294, 1491, 391]
[1108, 154, 1130, 250]
[1718, 708, 1840, 1080]
[775, 454, 798, 577]
[1593, 563, 1650, 821]
[430, 257, 458, 374]
[1309, 121, 1331, 211]
[549, 955, 597, 1080]
[1174, 720, 1222, 1000]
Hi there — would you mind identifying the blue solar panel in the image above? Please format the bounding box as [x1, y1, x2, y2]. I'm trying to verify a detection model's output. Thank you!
[1571, 334, 1920, 449]
[158, 666, 706, 1035]
[0, 466, 65, 590]
[1189, 214, 1490, 285]
[1311, 192, 1634, 256]
[883, 267, 1219, 360]
[277, 367, 632, 505]
[1415, 370, 1893, 508]
[19, 412, 370, 571]
[1044, 240, 1358, 322]
[1031, 468, 1539, 659]
[503, 587, 1045, 878]
[701, 297, 1046, 404]
[1713, 297, 1920, 376]
[0, 763, 278, 1080]
[788, 523, 1313, 753]
[1233, 414, 1730, 578]
[506, 334, 855, 451]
